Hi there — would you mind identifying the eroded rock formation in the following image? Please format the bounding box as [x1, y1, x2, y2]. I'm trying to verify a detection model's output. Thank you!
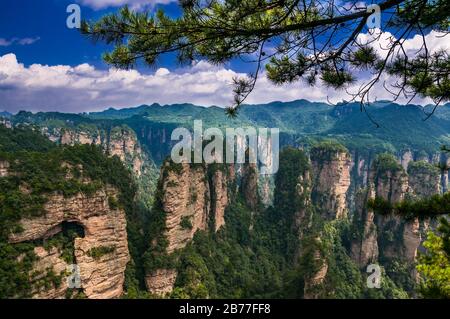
[9, 187, 130, 299]
[146, 161, 236, 295]
[145, 269, 178, 296]
[408, 161, 441, 197]
[311, 147, 351, 220]
[350, 187, 379, 267]
[351, 156, 442, 269]
[160, 163, 210, 254]
[0, 160, 9, 177]
[241, 162, 259, 211]
[303, 248, 328, 299]
[45, 126, 147, 178]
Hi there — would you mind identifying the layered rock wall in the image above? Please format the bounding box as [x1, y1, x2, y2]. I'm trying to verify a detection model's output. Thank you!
[0, 160, 9, 177]
[146, 162, 236, 295]
[44, 126, 147, 178]
[311, 148, 351, 220]
[9, 187, 130, 299]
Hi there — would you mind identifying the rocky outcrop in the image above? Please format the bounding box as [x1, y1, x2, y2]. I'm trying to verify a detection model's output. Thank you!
[351, 156, 442, 269]
[145, 269, 178, 297]
[349, 154, 444, 269]
[408, 161, 441, 197]
[29, 246, 69, 299]
[406, 160, 442, 261]
[44, 126, 147, 178]
[294, 169, 313, 231]
[9, 187, 130, 299]
[211, 167, 235, 231]
[401, 150, 414, 171]
[311, 146, 351, 220]
[61, 129, 102, 146]
[108, 128, 144, 177]
[161, 163, 210, 254]
[0, 160, 9, 177]
[350, 187, 379, 267]
[370, 157, 411, 261]
[241, 162, 259, 211]
[439, 151, 450, 193]
[160, 162, 236, 253]
[146, 162, 235, 295]
[259, 175, 273, 207]
[371, 166, 409, 204]
[402, 218, 421, 262]
[0, 118, 12, 128]
[303, 244, 328, 299]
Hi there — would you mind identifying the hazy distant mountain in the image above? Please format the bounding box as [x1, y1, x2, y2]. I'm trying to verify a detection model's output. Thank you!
[8, 99, 450, 156]
[0, 111, 12, 118]
[86, 100, 450, 154]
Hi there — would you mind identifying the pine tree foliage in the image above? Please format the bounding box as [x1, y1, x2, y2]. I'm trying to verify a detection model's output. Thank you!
[82, 0, 449, 114]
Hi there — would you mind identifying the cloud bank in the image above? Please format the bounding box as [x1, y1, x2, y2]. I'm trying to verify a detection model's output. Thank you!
[0, 30, 446, 114]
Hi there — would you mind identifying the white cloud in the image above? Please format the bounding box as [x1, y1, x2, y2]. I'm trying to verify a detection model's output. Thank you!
[0, 30, 446, 113]
[350, 30, 449, 104]
[16, 37, 41, 45]
[0, 37, 40, 47]
[357, 29, 449, 59]
[79, 0, 176, 10]
[0, 53, 342, 113]
[0, 39, 13, 47]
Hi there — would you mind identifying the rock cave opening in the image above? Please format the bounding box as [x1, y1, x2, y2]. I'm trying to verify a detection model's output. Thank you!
[60, 221, 85, 239]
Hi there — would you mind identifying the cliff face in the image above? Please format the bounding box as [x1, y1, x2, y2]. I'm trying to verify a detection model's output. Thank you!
[145, 269, 178, 296]
[372, 160, 440, 263]
[212, 167, 235, 231]
[350, 187, 379, 267]
[311, 148, 351, 220]
[52, 127, 146, 178]
[303, 247, 328, 299]
[408, 161, 441, 197]
[160, 162, 236, 252]
[440, 152, 450, 193]
[145, 162, 236, 295]
[401, 150, 414, 171]
[160, 163, 210, 254]
[294, 169, 312, 230]
[301, 150, 442, 296]
[406, 161, 442, 260]
[108, 128, 145, 177]
[351, 156, 441, 269]
[28, 246, 70, 299]
[9, 187, 130, 299]
[0, 160, 9, 177]
[60, 129, 102, 146]
[241, 162, 259, 211]
[367, 159, 412, 262]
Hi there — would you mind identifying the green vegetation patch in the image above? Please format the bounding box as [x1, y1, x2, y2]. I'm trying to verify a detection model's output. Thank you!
[408, 160, 440, 177]
[372, 153, 404, 176]
[180, 216, 193, 230]
[87, 245, 117, 260]
[310, 140, 349, 161]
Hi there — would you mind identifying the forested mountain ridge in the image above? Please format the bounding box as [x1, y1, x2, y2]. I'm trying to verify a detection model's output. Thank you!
[6, 100, 450, 157]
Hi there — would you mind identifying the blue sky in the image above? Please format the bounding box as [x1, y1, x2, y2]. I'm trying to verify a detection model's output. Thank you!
[0, 1, 447, 113]
[0, 0, 181, 70]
